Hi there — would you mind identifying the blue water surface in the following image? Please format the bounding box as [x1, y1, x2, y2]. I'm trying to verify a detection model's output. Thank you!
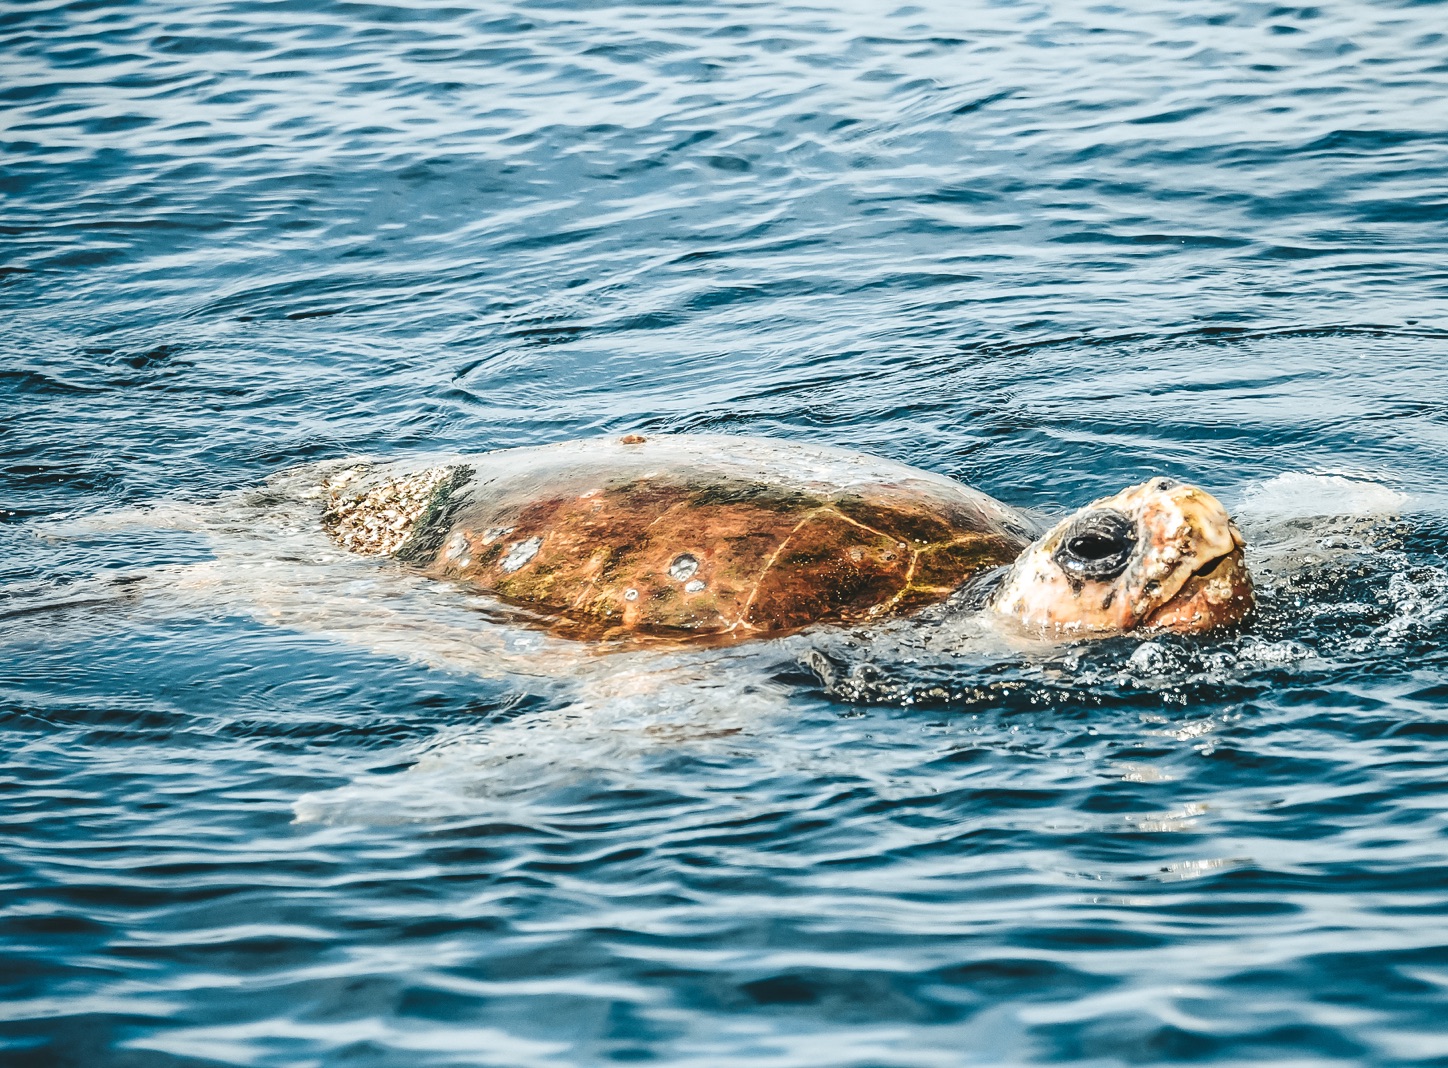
[4, 0, 1448, 1064]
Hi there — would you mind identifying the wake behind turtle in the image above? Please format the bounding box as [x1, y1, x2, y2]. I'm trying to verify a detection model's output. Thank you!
[320, 434, 1253, 642]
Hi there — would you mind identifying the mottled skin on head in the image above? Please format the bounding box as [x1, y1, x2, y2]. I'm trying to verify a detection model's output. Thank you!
[319, 436, 1253, 643]
[989, 478, 1253, 636]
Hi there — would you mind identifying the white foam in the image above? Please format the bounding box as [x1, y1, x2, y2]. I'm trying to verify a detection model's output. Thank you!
[1236, 473, 1410, 521]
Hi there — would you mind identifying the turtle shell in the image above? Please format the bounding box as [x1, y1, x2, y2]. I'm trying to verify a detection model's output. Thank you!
[326, 435, 1039, 640]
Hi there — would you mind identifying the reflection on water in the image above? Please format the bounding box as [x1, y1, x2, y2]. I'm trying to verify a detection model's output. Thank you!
[4, 0, 1448, 1063]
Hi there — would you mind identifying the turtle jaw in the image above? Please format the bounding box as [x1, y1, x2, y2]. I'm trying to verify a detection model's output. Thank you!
[1139, 545, 1253, 633]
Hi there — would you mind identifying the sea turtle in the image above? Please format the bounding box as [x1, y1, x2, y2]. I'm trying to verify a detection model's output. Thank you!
[318, 434, 1252, 642]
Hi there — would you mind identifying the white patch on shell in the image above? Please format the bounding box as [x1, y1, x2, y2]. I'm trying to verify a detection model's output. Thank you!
[444, 531, 470, 563]
[684, 579, 706, 594]
[481, 526, 515, 545]
[499, 536, 543, 573]
[668, 554, 699, 581]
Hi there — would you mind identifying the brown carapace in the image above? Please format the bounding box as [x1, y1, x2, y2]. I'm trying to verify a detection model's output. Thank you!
[320, 435, 1034, 641]
[431, 478, 1025, 639]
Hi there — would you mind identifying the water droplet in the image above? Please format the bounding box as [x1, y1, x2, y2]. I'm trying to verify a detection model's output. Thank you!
[669, 553, 699, 581]
[684, 579, 705, 593]
[624, 588, 639, 601]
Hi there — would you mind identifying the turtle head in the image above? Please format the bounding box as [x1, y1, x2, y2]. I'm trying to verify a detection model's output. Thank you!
[988, 478, 1253, 637]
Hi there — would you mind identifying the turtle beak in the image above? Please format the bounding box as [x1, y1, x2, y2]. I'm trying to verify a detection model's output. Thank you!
[1141, 524, 1253, 633]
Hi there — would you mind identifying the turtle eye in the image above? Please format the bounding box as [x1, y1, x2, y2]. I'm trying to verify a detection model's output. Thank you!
[1054, 509, 1136, 580]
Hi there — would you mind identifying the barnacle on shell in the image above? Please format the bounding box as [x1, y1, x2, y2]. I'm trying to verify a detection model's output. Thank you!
[321, 467, 451, 556]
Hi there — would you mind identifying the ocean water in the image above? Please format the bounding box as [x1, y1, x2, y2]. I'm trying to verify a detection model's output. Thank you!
[4, 0, 1448, 1064]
